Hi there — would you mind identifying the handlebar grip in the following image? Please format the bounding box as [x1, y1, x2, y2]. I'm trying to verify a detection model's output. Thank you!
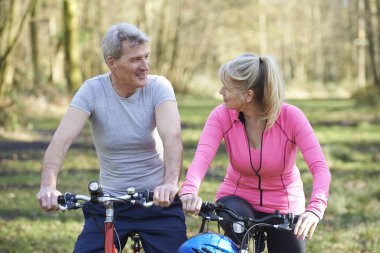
[57, 195, 66, 205]
[285, 213, 299, 225]
[200, 202, 213, 212]
[141, 190, 154, 202]
[293, 215, 299, 224]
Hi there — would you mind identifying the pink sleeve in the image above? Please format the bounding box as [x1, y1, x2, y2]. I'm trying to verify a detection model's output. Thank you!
[181, 107, 224, 195]
[291, 106, 331, 219]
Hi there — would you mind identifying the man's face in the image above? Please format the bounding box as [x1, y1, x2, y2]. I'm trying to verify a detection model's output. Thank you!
[111, 41, 150, 88]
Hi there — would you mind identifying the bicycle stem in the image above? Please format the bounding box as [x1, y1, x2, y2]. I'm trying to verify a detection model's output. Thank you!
[105, 200, 114, 223]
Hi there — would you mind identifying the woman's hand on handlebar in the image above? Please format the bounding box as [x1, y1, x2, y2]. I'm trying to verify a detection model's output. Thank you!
[179, 193, 202, 215]
[294, 211, 320, 240]
[37, 187, 62, 212]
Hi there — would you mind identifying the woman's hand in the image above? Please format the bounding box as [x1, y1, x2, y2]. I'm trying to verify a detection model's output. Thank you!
[180, 193, 202, 215]
[294, 211, 320, 240]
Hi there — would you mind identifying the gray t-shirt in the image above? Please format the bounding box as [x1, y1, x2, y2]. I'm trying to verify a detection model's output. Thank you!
[70, 73, 176, 195]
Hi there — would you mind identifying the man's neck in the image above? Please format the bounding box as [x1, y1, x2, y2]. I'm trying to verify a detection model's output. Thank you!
[109, 74, 137, 98]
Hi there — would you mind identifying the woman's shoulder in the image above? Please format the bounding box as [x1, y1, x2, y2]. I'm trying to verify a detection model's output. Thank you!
[280, 103, 306, 118]
[277, 102, 309, 129]
[211, 104, 239, 123]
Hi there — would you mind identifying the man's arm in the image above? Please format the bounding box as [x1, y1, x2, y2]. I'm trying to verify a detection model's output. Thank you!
[154, 100, 183, 207]
[37, 107, 89, 211]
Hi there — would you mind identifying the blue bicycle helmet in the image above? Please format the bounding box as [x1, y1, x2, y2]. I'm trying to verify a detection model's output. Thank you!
[177, 232, 239, 253]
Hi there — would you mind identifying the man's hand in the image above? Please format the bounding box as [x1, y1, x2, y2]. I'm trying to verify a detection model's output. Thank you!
[37, 187, 62, 212]
[153, 183, 179, 207]
[180, 193, 202, 215]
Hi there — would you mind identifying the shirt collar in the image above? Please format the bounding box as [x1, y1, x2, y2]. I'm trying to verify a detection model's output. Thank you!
[229, 109, 240, 122]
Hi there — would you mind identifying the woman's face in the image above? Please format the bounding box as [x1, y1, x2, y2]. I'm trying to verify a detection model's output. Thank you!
[219, 75, 245, 110]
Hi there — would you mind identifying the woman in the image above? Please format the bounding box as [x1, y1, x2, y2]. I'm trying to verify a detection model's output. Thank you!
[180, 53, 331, 253]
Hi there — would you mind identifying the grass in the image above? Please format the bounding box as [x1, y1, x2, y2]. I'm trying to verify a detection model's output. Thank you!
[0, 95, 379, 252]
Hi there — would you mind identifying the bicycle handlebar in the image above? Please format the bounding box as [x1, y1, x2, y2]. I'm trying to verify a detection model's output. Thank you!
[57, 182, 154, 211]
[199, 202, 299, 231]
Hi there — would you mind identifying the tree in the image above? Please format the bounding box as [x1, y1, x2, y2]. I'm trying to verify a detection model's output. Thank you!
[29, 1, 42, 89]
[63, 0, 82, 94]
[0, 0, 38, 97]
[365, 0, 380, 86]
[147, 0, 219, 92]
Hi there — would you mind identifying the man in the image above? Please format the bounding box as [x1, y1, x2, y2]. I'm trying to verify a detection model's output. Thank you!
[37, 23, 187, 253]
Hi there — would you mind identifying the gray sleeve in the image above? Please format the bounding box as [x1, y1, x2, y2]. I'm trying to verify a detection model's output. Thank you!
[152, 76, 176, 108]
[70, 81, 94, 115]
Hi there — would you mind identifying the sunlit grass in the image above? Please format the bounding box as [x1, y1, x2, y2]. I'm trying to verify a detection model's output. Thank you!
[0, 95, 379, 252]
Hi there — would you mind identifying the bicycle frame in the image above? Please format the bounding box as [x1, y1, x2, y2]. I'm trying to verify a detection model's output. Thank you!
[58, 181, 152, 253]
[104, 201, 143, 253]
[104, 201, 117, 253]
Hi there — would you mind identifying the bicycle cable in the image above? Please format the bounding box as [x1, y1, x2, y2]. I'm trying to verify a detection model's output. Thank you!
[114, 226, 122, 253]
[240, 223, 272, 253]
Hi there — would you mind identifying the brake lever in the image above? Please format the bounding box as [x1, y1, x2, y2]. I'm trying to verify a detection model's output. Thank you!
[59, 201, 82, 211]
[274, 222, 293, 231]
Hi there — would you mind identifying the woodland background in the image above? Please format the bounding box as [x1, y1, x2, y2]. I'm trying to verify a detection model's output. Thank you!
[1, 0, 380, 252]
[1, 0, 380, 126]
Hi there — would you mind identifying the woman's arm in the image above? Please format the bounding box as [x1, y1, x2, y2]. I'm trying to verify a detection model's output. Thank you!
[290, 105, 331, 240]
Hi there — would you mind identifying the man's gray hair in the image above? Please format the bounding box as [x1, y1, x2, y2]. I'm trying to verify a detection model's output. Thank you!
[102, 23, 149, 61]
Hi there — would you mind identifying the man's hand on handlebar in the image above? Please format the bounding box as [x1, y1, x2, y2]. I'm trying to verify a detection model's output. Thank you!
[179, 193, 202, 215]
[37, 187, 62, 212]
[153, 183, 179, 207]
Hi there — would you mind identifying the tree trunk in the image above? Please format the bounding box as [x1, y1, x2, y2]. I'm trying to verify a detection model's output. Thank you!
[0, 0, 38, 96]
[63, 0, 82, 94]
[29, 1, 42, 90]
[153, 0, 166, 71]
[357, 0, 367, 87]
[375, 0, 380, 87]
[135, 0, 147, 33]
[258, 0, 267, 54]
[364, 0, 379, 86]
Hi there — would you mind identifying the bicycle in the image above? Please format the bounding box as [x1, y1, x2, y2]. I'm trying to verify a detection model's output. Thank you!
[57, 181, 154, 253]
[178, 201, 299, 253]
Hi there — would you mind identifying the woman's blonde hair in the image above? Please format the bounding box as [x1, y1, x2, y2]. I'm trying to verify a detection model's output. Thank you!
[219, 53, 284, 129]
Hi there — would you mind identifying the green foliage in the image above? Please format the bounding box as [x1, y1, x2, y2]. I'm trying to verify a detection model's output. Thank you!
[352, 85, 380, 107]
[0, 96, 380, 252]
[0, 94, 24, 131]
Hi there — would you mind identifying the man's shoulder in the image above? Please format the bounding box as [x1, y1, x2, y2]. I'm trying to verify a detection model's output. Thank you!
[147, 75, 170, 86]
[145, 75, 174, 96]
[85, 73, 108, 85]
[77, 74, 109, 94]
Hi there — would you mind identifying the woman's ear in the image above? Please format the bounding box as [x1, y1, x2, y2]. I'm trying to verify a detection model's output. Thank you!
[245, 89, 254, 103]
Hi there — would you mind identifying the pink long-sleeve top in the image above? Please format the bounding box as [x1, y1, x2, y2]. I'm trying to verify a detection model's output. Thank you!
[182, 103, 331, 219]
